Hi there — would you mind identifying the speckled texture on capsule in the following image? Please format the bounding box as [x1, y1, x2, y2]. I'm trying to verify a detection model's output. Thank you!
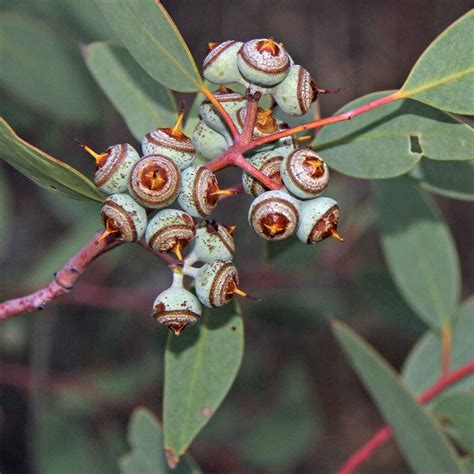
[100, 193, 147, 242]
[94, 144, 140, 194]
[193, 221, 235, 263]
[199, 91, 246, 137]
[281, 149, 329, 199]
[177, 166, 219, 218]
[203, 40, 244, 85]
[145, 209, 195, 253]
[192, 120, 228, 160]
[128, 154, 181, 209]
[152, 286, 202, 333]
[195, 260, 238, 307]
[242, 151, 284, 197]
[274, 65, 316, 116]
[142, 129, 195, 170]
[237, 38, 290, 87]
[248, 190, 300, 240]
[296, 197, 340, 244]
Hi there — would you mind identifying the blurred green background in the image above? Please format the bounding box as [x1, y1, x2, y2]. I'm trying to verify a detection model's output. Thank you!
[1, 1, 472, 473]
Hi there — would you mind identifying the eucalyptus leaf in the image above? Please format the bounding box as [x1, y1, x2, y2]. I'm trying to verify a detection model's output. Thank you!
[374, 177, 460, 331]
[164, 302, 244, 465]
[120, 408, 201, 474]
[85, 42, 177, 141]
[402, 296, 474, 397]
[0, 118, 104, 202]
[95, 0, 202, 92]
[411, 159, 474, 201]
[333, 321, 463, 474]
[400, 11, 474, 114]
[0, 12, 101, 123]
[313, 92, 474, 179]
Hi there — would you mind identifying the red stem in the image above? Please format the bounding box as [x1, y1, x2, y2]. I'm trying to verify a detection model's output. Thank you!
[201, 86, 239, 138]
[337, 360, 474, 474]
[0, 231, 121, 320]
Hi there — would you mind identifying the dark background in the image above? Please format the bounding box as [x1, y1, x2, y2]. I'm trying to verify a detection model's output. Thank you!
[1, 1, 472, 473]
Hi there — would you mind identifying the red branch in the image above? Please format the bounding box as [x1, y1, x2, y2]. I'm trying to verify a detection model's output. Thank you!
[336, 360, 474, 474]
[0, 231, 121, 321]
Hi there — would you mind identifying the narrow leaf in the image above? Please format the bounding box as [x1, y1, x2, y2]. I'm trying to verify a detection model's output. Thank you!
[400, 11, 474, 114]
[84, 42, 177, 141]
[313, 91, 474, 179]
[403, 296, 474, 396]
[164, 302, 244, 465]
[0, 12, 101, 123]
[120, 408, 200, 474]
[411, 160, 474, 201]
[95, 0, 202, 92]
[333, 321, 463, 474]
[374, 177, 460, 331]
[0, 118, 104, 202]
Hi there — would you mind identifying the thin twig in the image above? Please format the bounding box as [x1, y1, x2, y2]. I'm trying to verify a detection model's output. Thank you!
[201, 85, 239, 138]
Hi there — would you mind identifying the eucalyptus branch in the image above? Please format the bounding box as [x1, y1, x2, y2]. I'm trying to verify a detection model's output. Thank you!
[337, 360, 474, 474]
[0, 231, 121, 321]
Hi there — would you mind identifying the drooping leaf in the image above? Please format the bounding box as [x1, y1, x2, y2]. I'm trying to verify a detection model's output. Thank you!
[95, 0, 202, 92]
[163, 301, 244, 465]
[333, 321, 463, 474]
[374, 177, 460, 331]
[400, 11, 474, 114]
[84, 42, 177, 141]
[402, 296, 474, 397]
[313, 92, 474, 179]
[410, 160, 474, 201]
[0, 118, 104, 202]
[0, 12, 101, 123]
[120, 408, 201, 474]
[238, 363, 322, 469]
[433, 391, 474, 454]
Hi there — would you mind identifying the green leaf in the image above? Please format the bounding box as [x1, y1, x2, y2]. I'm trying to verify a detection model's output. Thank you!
[402, 296, 474, 397]
[333, 321, 463, 474]
[84, 42, 177, 141]
[0, 163, 12, 258]
[0, 118, 104, 202]
[95, 0, 202, 92]
[238, 363, 322, 469]
[411, 160, 474, 201]
[400, 11, 474, 114]
[0, 12, 101, 123]
[120, 408, 201, 474]
[433, 391, 474, 454]
[313, 92, 474, 179]
[163, 301, 244, 465]
[374, 177, 460, 331]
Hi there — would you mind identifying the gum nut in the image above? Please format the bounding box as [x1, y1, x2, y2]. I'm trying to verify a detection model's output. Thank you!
[192, 120, 228, 160]
[248, 189, 300, 240]
[195, 260, 239, 307]
[242, 151, 284, 197]
[203, 40, 244, 84]
[100, 193, 147, 242]
[296, 197, 340, 244]
[192, 221, 235, 263]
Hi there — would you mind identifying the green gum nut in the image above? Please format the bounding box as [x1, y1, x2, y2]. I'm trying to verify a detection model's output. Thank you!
[195, 260, 240, 308]
[177, 165, 220, 218]
[152, 283, 202, 336]
[192, 221, 236, 263]
[274, 65, 317, 116]
[128, 154, 181, 209]
[296, 197, 341, 244]
[242, 151, 284, 197]
[248, 189, 300, 241]
[237, 38, 290, 87]
[94, 144, 140, 194]
[100, 193, 147, 242]
[199, 89, 246, 137]
[145, 209, 195, 261]
[281, 148, 329, 199]
[203, 40, 244, 84]
[192, 120, 228, 160]
[142, 128, 195, 170]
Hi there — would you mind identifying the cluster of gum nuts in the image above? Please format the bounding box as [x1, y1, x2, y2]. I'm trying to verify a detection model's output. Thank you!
[79, 38, 342, 336]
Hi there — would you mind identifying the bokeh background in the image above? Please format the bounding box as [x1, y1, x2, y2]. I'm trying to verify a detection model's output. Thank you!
[1, 1, 472, 473]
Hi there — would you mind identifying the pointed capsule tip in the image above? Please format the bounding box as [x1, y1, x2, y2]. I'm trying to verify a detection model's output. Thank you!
[330, 228, 344, 242]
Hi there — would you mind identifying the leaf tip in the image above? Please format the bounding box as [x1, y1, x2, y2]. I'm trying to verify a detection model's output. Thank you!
[165, 448, 180, 470]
